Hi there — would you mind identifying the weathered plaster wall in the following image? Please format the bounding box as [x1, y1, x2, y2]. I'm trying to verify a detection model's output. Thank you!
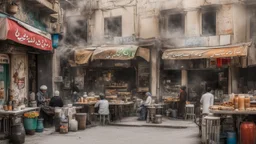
[10, 54, 28, 101]
[233, 4, 247, 43]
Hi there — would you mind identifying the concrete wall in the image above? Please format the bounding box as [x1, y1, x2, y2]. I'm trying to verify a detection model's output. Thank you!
[10, 54, 28, 101]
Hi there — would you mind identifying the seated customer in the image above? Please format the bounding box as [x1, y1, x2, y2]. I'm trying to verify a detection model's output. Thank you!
[49, 91, 64, 107]
[94, 93, 109, 115]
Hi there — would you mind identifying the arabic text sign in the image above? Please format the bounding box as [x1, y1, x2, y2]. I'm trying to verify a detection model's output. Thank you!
[162, 45, 248, 60]
[7, 19, 52, 51]
[92, 45, 138, 60]
[114, 36, 137, 44]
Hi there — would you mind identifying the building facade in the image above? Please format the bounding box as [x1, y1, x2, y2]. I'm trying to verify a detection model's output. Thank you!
[60, 0, 256, 101]
[0, 0, 63, 105]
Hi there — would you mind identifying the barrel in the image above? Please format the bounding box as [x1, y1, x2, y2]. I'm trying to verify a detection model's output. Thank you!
[240, 122, 256, 144]
[227, 132, 236, 144]
[171, 109, 177, 118]
[10, 124, 25, 144]
[154, 115, 162, 124]
[75, 113, 87, 130]
[23, 118, 37, 135]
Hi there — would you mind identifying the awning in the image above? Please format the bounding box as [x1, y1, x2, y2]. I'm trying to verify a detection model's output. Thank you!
[162, 42, 251, 60]
[136, 47, 150, 62]
[74, 49, 94, 65]
[92, 45, 138, 60]
[0, 14, 52, 51]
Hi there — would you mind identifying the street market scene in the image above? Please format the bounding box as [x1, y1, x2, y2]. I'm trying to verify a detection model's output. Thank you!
[1, 0, 256, 144]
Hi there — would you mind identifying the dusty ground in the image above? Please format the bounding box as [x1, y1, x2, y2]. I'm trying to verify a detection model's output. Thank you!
[25, 126, 200, 144]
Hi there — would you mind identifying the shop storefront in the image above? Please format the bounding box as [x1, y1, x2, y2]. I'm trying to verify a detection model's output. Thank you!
[68, 45, 150, 100]
[0, 13, 53, 105]
[161, 42, 251, 114]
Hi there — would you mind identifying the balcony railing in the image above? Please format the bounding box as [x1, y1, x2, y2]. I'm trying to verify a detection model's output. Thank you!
[26, 0, 59, 14]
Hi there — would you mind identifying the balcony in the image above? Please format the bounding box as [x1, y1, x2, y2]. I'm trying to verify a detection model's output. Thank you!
[26, 0, 59, 14]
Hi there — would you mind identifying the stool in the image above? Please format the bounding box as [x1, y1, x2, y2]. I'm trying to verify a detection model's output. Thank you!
[99, 114, 110, 126]
[205, 116, 220, 144]
[147, 107, 156, 123]
[185, 104, 195, 121]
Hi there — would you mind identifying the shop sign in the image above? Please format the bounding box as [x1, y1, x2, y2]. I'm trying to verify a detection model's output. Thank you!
[114, 36, 137, 45]
[0, 54, 9, 64]
[92, 45, 138, 60]
[6, 18, 52, 51]
[54, 76, 63, 83]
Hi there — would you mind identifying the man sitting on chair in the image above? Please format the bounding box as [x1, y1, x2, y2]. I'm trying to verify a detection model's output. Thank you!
[95, 93, 110, 116]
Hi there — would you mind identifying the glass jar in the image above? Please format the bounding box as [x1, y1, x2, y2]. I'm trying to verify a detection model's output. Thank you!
[238, 95, 245, 111]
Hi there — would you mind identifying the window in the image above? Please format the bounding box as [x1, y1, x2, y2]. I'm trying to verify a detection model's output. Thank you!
[202, 11, 216, 36]
[65, 17, 87, 44]
[167, 14, 184, 36]
[104, 16, 122, 38]
[250, 11, 256, 40]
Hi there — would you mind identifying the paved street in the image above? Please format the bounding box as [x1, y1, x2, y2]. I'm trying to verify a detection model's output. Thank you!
[25, 126, 200, 144]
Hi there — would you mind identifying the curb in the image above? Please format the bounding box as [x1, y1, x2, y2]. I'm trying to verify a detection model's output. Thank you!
[108, 123, 188, 129]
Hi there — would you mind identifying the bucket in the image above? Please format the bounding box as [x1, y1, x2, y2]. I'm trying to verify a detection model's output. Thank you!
[227, 132, 236, 144]
[36, 118, 44, 133]
[75, 113, 87, 130]
[23, 118, 37, 135]
[10, 124, 25, 144]
[154, 115, 162, 124]
[171, 110, 177, 118]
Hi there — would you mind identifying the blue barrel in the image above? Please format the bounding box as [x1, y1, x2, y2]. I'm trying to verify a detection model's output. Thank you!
[227, 132, 237, 144]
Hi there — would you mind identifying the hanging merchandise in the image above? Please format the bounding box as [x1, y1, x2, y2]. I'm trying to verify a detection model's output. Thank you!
[217, 58, 222, 68]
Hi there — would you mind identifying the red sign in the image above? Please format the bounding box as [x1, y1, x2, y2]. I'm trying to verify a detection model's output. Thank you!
[6, 19, 52, 51]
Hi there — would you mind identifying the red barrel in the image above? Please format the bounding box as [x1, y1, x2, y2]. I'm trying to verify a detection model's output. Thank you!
[240, 122, 256, 144]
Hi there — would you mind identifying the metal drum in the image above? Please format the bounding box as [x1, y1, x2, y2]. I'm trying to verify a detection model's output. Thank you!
[154, 115, 162, 124]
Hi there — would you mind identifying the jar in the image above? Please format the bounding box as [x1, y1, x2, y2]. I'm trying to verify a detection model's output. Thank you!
[80, 97, 84, 103]
[234, 95, 239, 109]
[8, 105, 12, 111]
[245, 96, 250, 109]
[3, 105, 8, 111]
[69, 119, 78, 132]
[238, 95, 245, 111]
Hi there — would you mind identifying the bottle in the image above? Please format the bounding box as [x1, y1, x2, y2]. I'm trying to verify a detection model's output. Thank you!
[234, 95, 239, 109]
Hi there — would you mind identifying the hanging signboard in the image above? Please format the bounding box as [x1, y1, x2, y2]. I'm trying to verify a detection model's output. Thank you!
[114, 36, 137, 45]
[0, 54, 9, 64]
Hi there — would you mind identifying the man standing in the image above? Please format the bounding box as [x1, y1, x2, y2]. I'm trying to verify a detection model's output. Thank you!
[200, 87, 214, 114]
[178, 86, 187, 119]
[138, 92, 152, 121]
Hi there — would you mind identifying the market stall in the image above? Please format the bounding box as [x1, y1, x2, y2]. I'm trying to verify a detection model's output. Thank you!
[208, 94, 256, 143]
[71, 45, 150, 122]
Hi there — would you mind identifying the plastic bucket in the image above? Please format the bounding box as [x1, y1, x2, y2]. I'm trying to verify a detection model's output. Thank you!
[227, 132, 236, 144]
[23, 118, 37, 130]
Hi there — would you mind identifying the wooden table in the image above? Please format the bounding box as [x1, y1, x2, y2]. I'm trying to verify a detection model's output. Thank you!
[0, 107, 40, 137]
[109, 102, 134, 121]
[210, 110, 256, 143]
[73, 102, 97, 122]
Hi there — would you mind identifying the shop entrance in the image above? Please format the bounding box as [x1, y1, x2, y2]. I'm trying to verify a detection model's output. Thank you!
[0, 64, 9, 103]
[85, 67, 136, 98]
[28, 54, 37, 93]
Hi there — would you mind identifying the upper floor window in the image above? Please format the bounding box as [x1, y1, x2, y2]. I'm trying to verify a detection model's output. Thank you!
[65, 17, 87, 44]
[104, 16, 122, 38]
[202, 11, 216, 36]
[167, 14, 185, 36]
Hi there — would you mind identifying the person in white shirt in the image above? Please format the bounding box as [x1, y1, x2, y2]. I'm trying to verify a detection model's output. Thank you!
[94, 93, 109, 115]
[200, 87, 214, 114]
[138, 92, 152, 121]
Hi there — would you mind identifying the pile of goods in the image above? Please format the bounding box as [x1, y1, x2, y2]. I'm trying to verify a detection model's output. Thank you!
[163, 97, 179, 103]
[210, 94, 254, 111]
[60, 125, 68, 134]
[76, 97, 98, 104]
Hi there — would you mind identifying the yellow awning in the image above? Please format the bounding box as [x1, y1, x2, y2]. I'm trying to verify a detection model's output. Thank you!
[74, 49, 94, 64]
[162, 42, 251, 60]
